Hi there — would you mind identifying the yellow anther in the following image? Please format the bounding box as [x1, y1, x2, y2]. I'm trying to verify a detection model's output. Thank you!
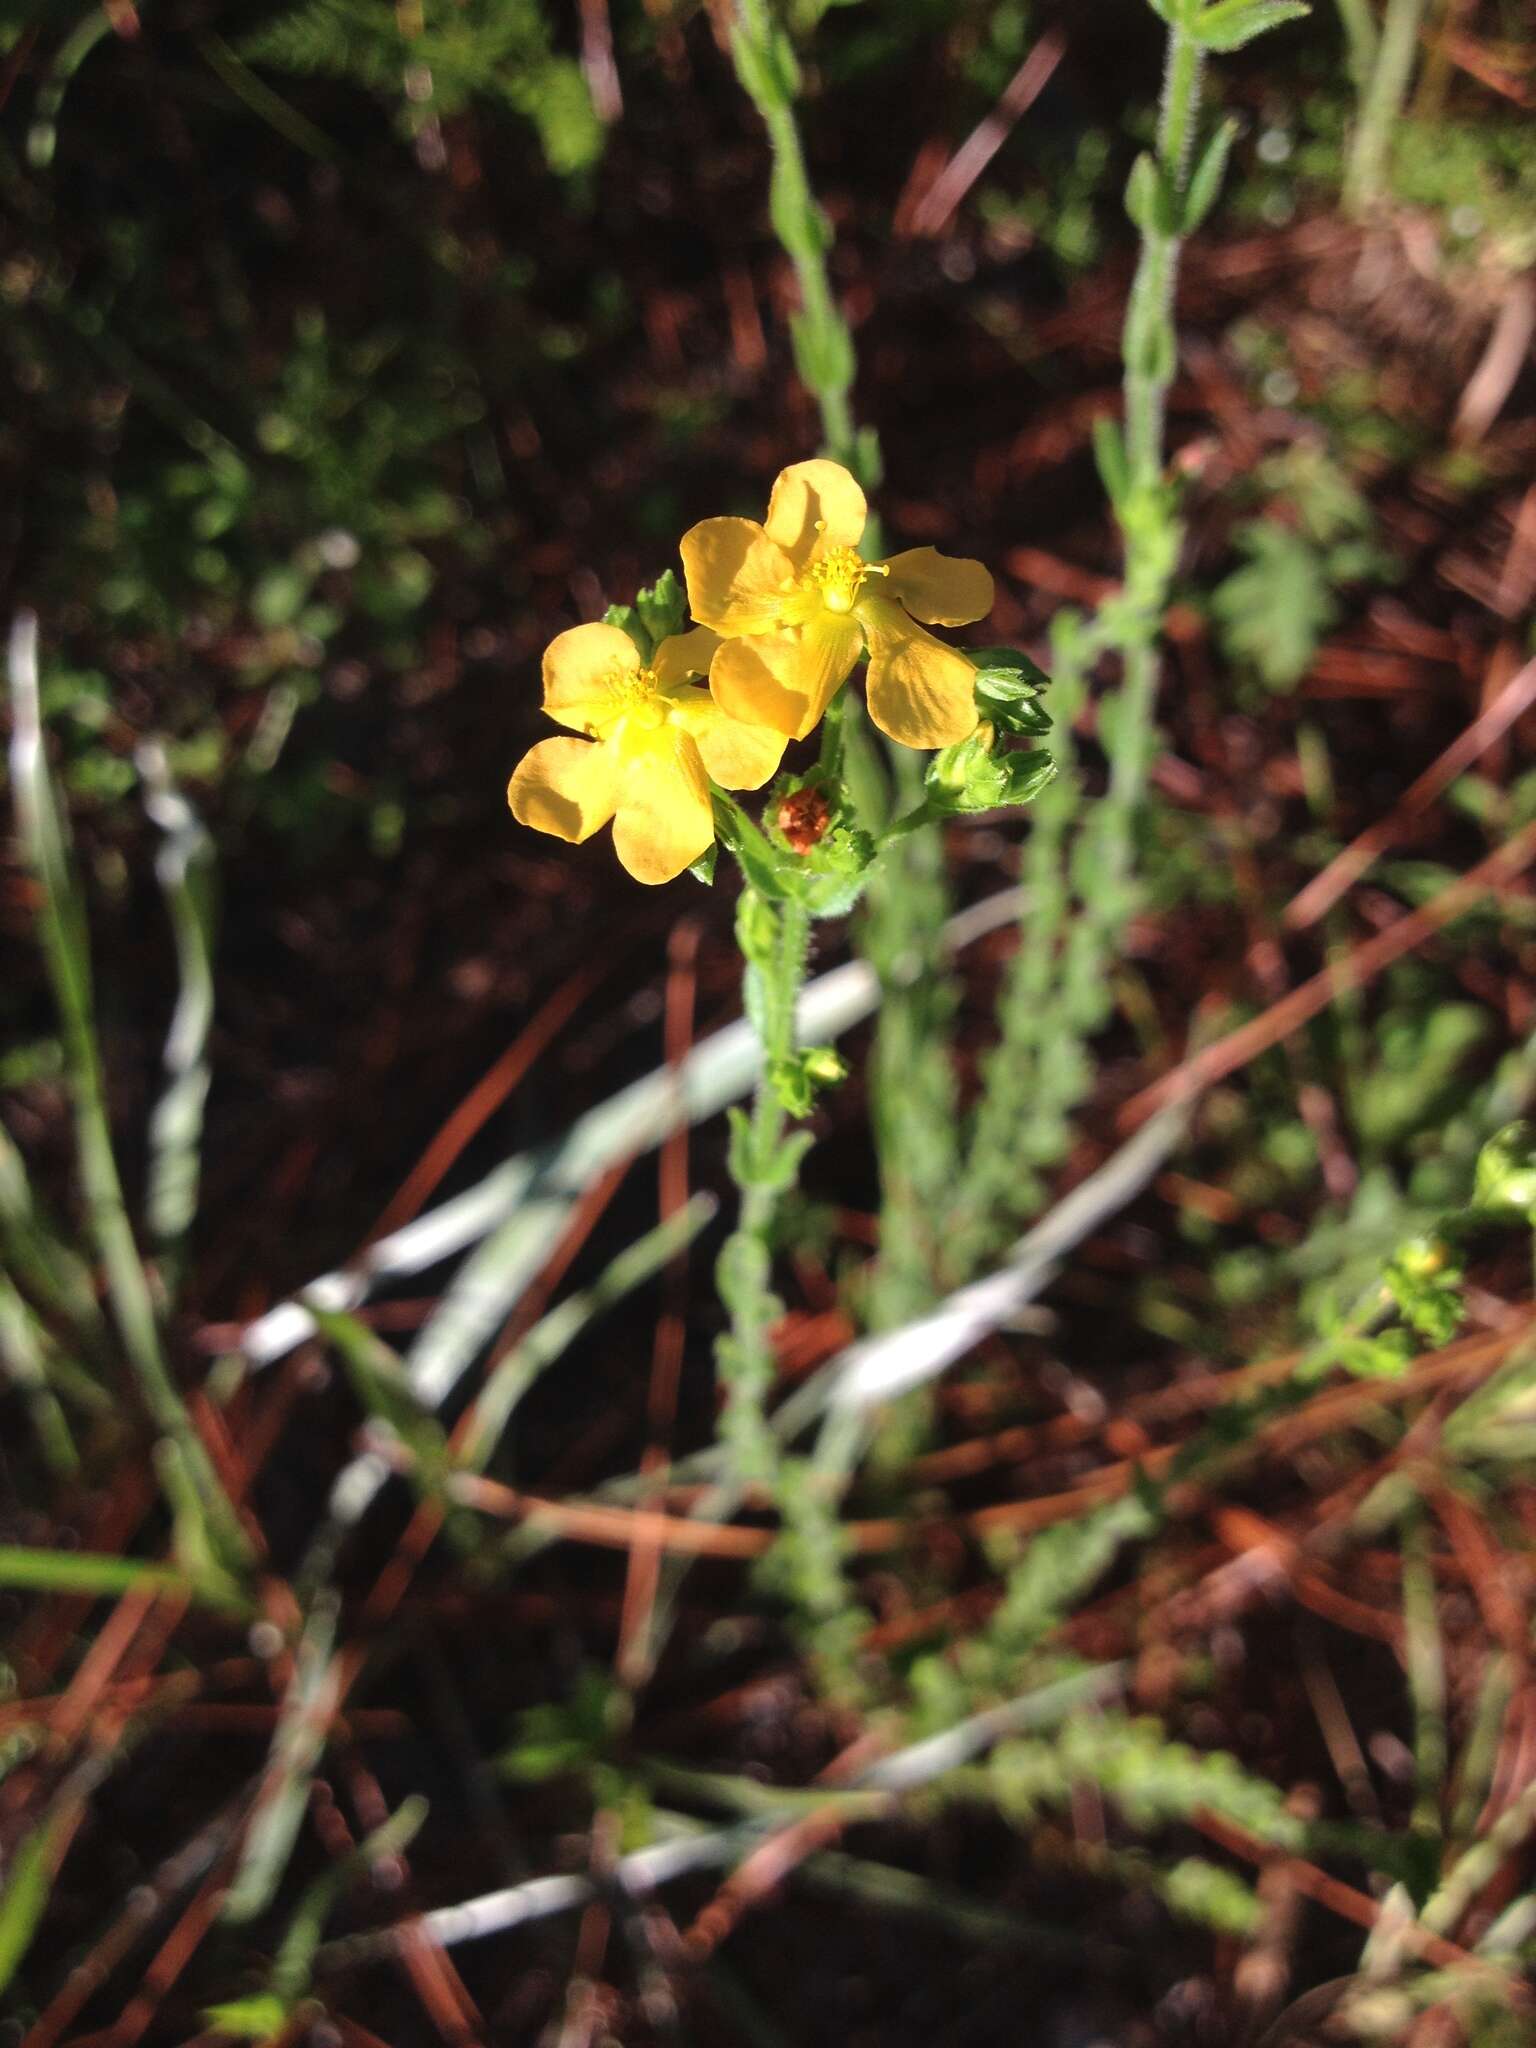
[803, 546, 884, 615]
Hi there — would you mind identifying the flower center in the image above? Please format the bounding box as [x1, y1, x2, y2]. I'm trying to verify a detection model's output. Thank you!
[587, 663, 667, 737]
[802, 545, 887, 616]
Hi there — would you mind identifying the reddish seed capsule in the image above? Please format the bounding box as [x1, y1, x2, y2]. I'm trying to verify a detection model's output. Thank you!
[776, 785, 832, 854]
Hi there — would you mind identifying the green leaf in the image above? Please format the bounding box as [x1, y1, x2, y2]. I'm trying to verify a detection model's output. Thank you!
[967, 646, 1051, 691]
[789, 308, 855, 401]
[716, 796, 797, 904]
[1091, 415, 1131, 511]
[768, 1046, 848, 1116]
[1124, 152, 1177, 235]
[635, 568, 687, 649]
[1190, 0, 1309, 50]
[602, 602, 649, 662]
[926, 736, 1056, 814]
[1209, 521, 1336, 692]
[1473, 1121, 1536, 1220]
[969, 649, 1053, 738]
[687, 843, 717, 886]
[1181, 116, 1240, 233]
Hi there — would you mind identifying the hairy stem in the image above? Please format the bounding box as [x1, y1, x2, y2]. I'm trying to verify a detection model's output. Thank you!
[1343, 0, 1429, 217]
[728, 0, 860, 469]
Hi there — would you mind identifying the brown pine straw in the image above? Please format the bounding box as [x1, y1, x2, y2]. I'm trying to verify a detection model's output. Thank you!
[1282, 653, 1536, 933]
[1119, 818, 1536, 1131]
[1191, 1811, 1520, 1988]
[896, 28, 1068, 239]
[616, 916, 701, 1688]
[360, 961, 601, 1248]
[449, 1316, 1534, 1565]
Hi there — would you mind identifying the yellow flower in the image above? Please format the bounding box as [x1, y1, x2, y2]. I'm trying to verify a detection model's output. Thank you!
[508, 621, 787, 885]
[679, 459, 995, 749]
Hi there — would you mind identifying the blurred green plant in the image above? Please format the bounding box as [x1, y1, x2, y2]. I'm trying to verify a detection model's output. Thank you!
[1211, 445, 1399, 693]
[237, 0, 603, 174]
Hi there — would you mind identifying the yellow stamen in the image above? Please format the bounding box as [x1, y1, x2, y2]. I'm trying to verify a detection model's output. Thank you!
[803, 547, 888, 616]
[582, 662, 667, 737]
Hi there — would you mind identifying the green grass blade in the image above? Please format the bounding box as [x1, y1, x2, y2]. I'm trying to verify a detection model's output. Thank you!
[139, 740, 218, 1293]
[0, 1543, 194, 1601]
[313, 1196, 716, 1568]
[456, 1191, 715, 1473]
[0, 1802, 71, 1992]
[9, 614, 253, 1579]
[221, 1596, 339, 1923]
[0, 1121, 109, 1354]
[0, 1273, 80, 1473]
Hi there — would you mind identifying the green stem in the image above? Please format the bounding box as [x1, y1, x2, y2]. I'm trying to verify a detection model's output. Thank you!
[952, 13, 1210, 1260]
[1124, 29, 1203, 490]
[1343, 0, 1429, 217]
[1113, 22, 1203, 815]
[1333, 0, 1381, 100]
[715, 886, 810, 1484]
[816, 690, 846, 784]
[728, 0, 860, 470]
[1156, 26, 1205, 194]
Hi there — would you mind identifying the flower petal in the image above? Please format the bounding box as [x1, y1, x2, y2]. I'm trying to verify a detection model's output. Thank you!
[679, 518, 796, 637]
[881, 548, 995, 627]
[542, 621, 640, 733]
[859, 596, 979, 749]
[665, 686, 787, 790]
[710, 613, 863, 742]
[611, 728, 715, 884]
[652, 624, 721, 689]
[507, 736, 620, 843]
[764, 460, 867, 565]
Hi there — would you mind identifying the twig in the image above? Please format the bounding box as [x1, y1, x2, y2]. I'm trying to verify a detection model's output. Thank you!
[901, 30, 1066, 239]
[1121, 821, 1536, 1129]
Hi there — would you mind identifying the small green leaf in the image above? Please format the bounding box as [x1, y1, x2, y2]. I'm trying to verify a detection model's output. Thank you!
[603, 602, 649, 662]
[1473, 1121, 1536, 1220]
[1124, 152, 1177, 235]
[969, 649, 1053, 738]
[635, 568, 687, 649]
[1181, 116, 1240, 233]
[967, 646, 1051, 691]
[687, 843, 717, 887]
[1190, 0, 1309, 50]
[927, 735, 1056, 815]
[1091, 415, 1131, 510]
[768, 1046, 848, 1117]
[789, 308, 855, 401]
[1209, 521, 1336, 692]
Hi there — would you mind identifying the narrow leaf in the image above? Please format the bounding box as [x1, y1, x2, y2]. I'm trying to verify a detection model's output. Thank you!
[1181, 115, 1240, 233]
[140, 741, 218, 1284]
[0, 1805, 70, 1992]
[0, 1543, 193, 1601]
[1191, 0, 1310, 51]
